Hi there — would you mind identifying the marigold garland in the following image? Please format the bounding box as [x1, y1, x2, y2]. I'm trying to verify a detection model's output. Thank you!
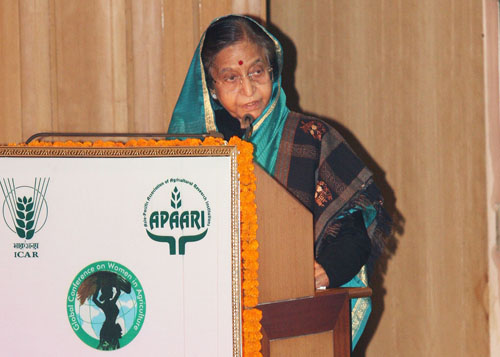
[19, 137, 262, 356]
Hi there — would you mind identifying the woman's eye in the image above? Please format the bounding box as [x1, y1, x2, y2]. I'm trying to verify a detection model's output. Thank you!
[224, 75, 238, 82]
[250, 67, 264, 77]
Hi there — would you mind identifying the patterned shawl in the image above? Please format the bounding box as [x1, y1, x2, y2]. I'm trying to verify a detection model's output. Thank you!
[274, 112, 392, 347]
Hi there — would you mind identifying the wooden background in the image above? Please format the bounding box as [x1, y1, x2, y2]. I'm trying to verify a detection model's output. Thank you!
[269, 1, 490, 356]
[485, 0, 500, 355]
[0, 0, 265, 143]
[0, 0, 495, 356]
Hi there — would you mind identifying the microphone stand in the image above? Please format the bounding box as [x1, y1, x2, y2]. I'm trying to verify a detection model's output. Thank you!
[242, 114, 255, 139]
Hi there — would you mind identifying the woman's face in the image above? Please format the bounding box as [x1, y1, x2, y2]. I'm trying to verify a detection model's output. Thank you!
[210, 41, 272, 126]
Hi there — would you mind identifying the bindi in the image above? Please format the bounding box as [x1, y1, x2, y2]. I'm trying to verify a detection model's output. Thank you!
[238, 60, 243, 65]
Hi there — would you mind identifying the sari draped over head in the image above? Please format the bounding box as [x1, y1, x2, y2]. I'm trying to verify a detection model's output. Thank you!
[168, 14, 391, 349]
[168, 15, 290, 175]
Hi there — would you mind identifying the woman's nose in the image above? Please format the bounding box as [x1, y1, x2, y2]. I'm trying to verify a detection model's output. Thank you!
[240, 76, 255, 96]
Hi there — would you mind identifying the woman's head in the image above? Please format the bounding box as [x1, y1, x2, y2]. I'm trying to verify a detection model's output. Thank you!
[100, 286, 113, 301]
[201, 16, 277, 125]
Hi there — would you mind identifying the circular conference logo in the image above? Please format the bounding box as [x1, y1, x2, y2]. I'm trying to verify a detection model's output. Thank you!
[143, 178, 211, 255]
[67, 261, 146, 351]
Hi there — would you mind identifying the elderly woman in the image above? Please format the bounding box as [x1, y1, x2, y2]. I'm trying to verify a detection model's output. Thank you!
[168, 15, 391, 348]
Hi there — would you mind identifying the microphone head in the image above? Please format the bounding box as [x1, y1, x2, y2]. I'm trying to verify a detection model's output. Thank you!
[242, 114, 255, 139]
[243, 114, 255, 128]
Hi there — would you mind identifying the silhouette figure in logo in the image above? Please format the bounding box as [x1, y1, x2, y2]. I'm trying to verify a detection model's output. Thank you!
[77, 271, 132, 350]
[93, 284, 122, 350]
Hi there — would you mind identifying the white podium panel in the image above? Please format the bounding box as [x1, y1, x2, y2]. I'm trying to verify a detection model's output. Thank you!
[0, 146, 241, 356]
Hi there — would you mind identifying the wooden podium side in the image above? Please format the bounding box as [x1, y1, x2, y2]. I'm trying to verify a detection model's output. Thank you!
[254, 165, 364, 357]
[254, 165, 315, 303]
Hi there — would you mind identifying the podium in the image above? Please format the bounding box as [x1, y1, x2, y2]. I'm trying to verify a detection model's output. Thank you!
[254, 165, 371, 357]
[0, 143, 370, 356]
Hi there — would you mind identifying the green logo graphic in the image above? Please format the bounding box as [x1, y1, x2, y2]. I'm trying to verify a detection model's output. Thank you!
[143, 178, 211, 255]
[1, 178, 49, 239]
[67, 261, 146, 351]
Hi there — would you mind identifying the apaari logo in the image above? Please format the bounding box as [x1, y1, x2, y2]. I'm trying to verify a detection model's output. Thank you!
[143, 178, 211, 255]
[1, 178, 49, 240]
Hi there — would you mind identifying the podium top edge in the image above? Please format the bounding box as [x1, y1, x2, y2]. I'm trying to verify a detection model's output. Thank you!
[0, 145, 238, 158]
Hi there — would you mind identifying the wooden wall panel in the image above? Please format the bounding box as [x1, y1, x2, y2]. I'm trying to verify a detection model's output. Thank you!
[53, 1, 116, 132]
[199, 0, 232, 34]
[109, 0, 128, 132]
[0, 1, 22, 144]
[232, 0, 266, 21]
[270, 0, 489, 356]
[128, 0, 165, 132]
[19, 0, 52, 137]
[0, 0, 263, 144]
[161, 1, 198, 132]
[484, 0, 500, 355]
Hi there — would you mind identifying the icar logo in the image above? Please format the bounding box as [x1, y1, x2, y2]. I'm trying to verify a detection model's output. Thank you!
[1, 178, 49, 240]
[143, 178, 211, 255]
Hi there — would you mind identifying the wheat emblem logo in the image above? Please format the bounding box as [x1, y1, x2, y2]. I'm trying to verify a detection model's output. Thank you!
[171, 186, 181, 209]
[1, 178, 49, 239]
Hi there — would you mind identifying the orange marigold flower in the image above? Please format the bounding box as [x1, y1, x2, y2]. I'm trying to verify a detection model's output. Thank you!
[243, 271, 258, 281]
[243, 295, 259, 307]
[244, 351, 262, 357]
[243, 309, 262, 320]
[242, 251, 259, 262]
[243, 343, 261, 353]
[242, 280, 259, 290]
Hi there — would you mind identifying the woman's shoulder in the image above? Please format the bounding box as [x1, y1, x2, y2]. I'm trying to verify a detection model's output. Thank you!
[285, 111, 344, 144]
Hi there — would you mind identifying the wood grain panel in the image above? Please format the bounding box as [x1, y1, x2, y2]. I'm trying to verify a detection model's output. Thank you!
[19, 0, 52, 138]
[259, 290, 351, 356]
[255, 165, 315, 303]
[485, 0, 500, 355]
[53, 1, 116, 132]
[270, 0, 489, 355]
[270, 332, 333, 357]
[109, 0, 128, 132]
[128, 0, 171, 133]
[0, 1, 22, 144]
[198, 0, 232, 34]
[0, 0, 264, 144]
[232, 0, 266, 21]
[162, 0, 198, 132]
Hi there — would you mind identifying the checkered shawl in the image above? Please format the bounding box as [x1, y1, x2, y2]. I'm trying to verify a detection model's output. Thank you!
[273, 112, 391, 271]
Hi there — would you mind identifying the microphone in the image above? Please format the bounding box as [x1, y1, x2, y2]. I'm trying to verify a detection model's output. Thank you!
[243, 114, 255, 139]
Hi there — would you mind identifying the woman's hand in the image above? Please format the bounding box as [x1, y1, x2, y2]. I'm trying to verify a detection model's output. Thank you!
[314, 261, 330, 290]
